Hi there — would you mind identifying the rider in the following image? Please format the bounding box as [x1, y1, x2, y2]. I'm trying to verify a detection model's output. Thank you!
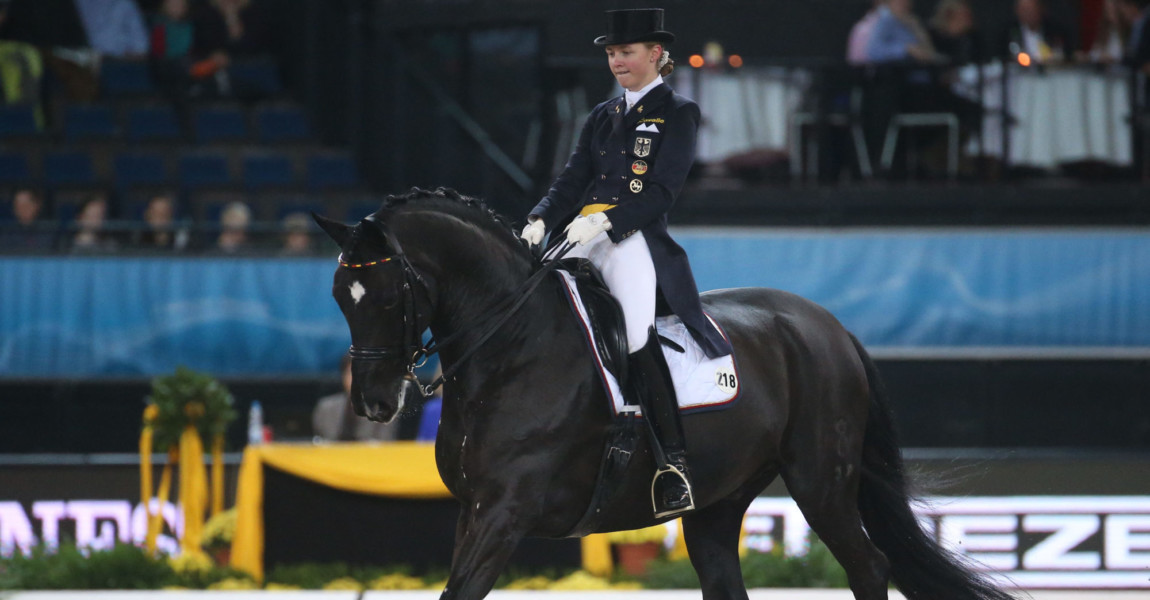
[520, 8, 732, 519]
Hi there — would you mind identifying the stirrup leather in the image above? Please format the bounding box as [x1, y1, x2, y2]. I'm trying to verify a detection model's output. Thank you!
[651, 463, 696, 518]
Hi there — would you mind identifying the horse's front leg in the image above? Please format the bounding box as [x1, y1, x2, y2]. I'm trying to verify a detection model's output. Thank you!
[439, 499, 527, 600]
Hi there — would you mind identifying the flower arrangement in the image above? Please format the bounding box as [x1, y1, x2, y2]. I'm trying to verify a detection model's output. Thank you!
[146, 366, 236, 450]
[604, 524, 669, 545]
[202, 508, 237, 552]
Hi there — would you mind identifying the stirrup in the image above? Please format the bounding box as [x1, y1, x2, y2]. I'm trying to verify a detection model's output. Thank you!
[651, 463, 696, 519]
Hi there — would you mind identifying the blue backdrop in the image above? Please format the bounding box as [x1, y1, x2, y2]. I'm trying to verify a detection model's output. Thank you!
[2, 229, 1148, 377]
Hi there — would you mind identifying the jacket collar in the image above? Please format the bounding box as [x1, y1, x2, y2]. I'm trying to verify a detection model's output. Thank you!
[616, 83, 672, 133]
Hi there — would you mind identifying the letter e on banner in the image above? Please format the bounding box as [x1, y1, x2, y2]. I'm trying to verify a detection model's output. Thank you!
[1105, 515, 1150, 569]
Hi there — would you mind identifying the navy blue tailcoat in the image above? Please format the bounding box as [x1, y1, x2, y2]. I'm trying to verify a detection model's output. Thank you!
[529, 83, 732, 358]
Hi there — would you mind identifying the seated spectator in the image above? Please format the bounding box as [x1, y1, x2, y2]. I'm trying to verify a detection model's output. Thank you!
[1090, 0, 1131, 63]
[70, 192, 118, 253]
[312, 354, 399, 442]
[279, 212, 313, 255]
[929, 0, 983, 66]
[149, 0, 197, 101]
[189, 0, 270, 97]
[1, 188, 54, 251]
[1000, 0, 1075, 64]
[0, 1, 43, 128]
[1119, 0, 1150, 73]
[214, 200, 251, 252]
[865, 0, 940, 64]
[847, 0, 885, 65]
[73, 0, 149, 59]
[133, 193, 188, 251]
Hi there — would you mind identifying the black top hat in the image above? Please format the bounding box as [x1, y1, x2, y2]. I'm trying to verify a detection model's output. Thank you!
[593, 9, 676, 46]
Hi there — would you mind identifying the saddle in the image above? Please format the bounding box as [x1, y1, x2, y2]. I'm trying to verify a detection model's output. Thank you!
[557, 258, 630, 386]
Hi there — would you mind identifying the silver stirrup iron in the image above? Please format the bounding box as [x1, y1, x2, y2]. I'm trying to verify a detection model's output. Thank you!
[651, 463, 696, 518]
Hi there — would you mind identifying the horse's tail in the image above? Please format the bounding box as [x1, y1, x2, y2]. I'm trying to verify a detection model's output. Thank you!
[849, 333, 1015, 600]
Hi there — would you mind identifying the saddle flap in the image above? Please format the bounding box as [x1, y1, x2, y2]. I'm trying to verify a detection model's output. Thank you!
[558, 258, 630, 385]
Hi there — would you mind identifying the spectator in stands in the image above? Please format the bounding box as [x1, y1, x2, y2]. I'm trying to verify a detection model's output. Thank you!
[149, 0, 197, 103]
[194, 0, 269, 60]
[1, 188, 54, 251]
[73, 0, 149, 58]
[0, 1, 44, 116]
[133, 192, 188, 251]
[847, 0, 885, 64]
[1089, 0, 1131, 63]
[70, 192, 118, 252]
[215, 200, 251, 252]
[865, 0, 939, 64]
[929, 0, 983, 66]
[279, 212, 312, 255]
[1119, 0, 1150, 73]
[312, 354, 399, 442]
[1000, 0, 1075, 64]
[189, 0, 270, 97]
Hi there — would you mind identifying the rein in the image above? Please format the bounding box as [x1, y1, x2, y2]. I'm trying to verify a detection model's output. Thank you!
[342, 229, 574, 398]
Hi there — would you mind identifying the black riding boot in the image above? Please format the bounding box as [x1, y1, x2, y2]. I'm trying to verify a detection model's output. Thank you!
[628, 326, 695, 519]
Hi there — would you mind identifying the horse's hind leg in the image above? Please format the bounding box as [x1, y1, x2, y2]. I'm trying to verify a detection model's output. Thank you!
[782, 457, 890, 600]
[680, 480, 766, 600]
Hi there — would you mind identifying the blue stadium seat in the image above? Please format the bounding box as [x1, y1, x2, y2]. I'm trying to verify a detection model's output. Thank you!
[179, 153, 231, 188]
[345, 199, 380, 221]
[242, 154, 294, 189]
[0, 105, 40, 138]
[44, 152, 96, 186]
[229, 59, 283, 96]
[255, 105, 310, 143]
[126, 105, 182, 142]
[64, 105, 119, 140]
[115, 153, 167, 187]
[0, 152, 31, 184]
[100, 59, 154, 96]
[194, 106, 248, 142]
[307, 153, 358, 190]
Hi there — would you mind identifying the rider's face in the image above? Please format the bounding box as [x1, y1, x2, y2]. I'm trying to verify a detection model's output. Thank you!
[606, 43, 660, 92]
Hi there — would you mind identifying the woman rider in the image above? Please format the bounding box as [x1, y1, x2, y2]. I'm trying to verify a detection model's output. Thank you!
[520, 8, 731, 519]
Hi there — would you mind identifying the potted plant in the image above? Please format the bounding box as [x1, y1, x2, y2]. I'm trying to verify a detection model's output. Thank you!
[605, 524, 668, 576]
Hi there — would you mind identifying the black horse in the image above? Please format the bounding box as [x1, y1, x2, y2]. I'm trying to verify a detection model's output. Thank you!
[313, 188, 1013, 600]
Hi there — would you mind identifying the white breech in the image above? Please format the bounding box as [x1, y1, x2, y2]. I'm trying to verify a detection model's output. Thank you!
[566, 229, 655, 354]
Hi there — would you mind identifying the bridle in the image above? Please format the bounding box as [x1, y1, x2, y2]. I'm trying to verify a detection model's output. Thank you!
[340, 216, 573, 398]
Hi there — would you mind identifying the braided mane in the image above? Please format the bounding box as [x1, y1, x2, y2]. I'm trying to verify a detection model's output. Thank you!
[370, 187, 530, 260]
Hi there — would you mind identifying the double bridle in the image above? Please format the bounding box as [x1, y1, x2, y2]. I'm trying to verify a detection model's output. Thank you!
[341, 217, 573, 398]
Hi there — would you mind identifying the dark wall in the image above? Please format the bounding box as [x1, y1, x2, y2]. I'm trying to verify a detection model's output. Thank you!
[3, 357, 1147, 453]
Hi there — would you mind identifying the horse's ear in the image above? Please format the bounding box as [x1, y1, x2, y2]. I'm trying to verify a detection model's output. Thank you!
[312, 212, 352, 246]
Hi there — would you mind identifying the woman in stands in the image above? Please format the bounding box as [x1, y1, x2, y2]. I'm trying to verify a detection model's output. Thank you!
[519, 8, 729, 519]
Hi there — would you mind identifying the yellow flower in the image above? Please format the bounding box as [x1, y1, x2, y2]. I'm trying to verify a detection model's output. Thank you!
[368, 573, 425, 590]
[143, 404, 160, 423]
[547, 571, 614, 590]
[208, 577, 259, 590]
[184, 401, 206, 419]
[168, 551, 213, 574]
[505, 576, 552, 590]
[425, 579, 448, 590]
[323, 577, 364, 591]
[604, 523, 669, 545]
[264, 583, 303, 591]
[202, 508, 237, 548]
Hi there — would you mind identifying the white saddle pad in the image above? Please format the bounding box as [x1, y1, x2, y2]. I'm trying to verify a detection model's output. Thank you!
[557, 271, 741, 416]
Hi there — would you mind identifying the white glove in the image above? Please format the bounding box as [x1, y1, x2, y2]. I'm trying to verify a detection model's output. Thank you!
[564, 212, 612, 246]
[520, 219, 545, 246]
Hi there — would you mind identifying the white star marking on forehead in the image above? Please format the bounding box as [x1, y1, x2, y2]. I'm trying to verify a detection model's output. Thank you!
[349, 281, 366, 305]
